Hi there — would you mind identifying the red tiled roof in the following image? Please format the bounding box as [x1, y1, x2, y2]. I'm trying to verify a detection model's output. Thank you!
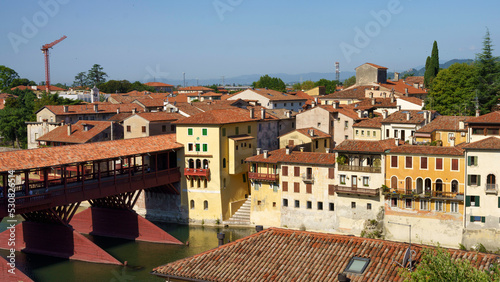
[244, 89, 308, 102]
[397, 96, 424, 106]
[320, 86, 373, 100]
[144, 82, 173, 87]
[362, 62, 388, 69]
[178, 86, 212, 91]
[133, 98, 166, 107]
[334, 139, 403, 153]
[388, 144, 464, 156]
[466, 111, 500, 124]
[108, 113, 133, 122]
[245, 148, 335, 165]
[316, 105, 363, 121]
[353, 116, 383, 128]
[41, 103, 143, 116]
[354, 98, 397, 109]
[134, 112, 184, 122]
[417, 116, 473, 133]
[381, 110, 435, 124]
[169, 102, 204, 116]
[463, 136, 500, 150]
[292, 127, 330, 140]
[378, 80, 427, 95]
[404, 76, 424, 85]
[174, 108, 267, 125]
[186, 91, 222, 97]
[0, 134, 182, 171]
[152, 227, 500, 282]
[37, 120, 112, 144]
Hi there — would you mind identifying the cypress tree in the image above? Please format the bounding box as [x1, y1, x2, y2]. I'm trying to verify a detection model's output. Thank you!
[424, 56, 431, 87]
[475, 28, 500, 113]
[424, 41, 440, 87]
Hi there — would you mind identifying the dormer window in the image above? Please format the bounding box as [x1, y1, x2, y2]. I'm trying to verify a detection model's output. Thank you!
[344, 257, 370, 274]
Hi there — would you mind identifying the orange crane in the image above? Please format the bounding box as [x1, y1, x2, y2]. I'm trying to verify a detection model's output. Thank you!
[41, 35, 67, 91]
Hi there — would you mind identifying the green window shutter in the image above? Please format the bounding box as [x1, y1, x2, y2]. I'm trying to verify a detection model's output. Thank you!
[474, 157, 478, 166]
[188, 128, 193, 135]
[467, 175, 471, 186]
[476, 196, 480, 207]
[481, 216, 486, 223]
[498, 197, 500, 208]
[195, 144, 200, 151]
[203, 144, 208, 152]
[202, 128, 207, 136]
[470, 215, 474, 222]
[465, 196, 471, 207]
[467, 156, 471, 166]
[222, 128, 226, 136]
[477, 175, 481, 186]
[236, 127, 239, 135]
[248, 125, 251, 134]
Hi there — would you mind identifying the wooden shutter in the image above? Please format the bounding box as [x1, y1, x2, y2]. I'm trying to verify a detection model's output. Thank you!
[421, 157, 427, 169]
[406, 156, 412, 168]
[452, 159, 459, 171]
[481, 216, 486, 223]
[294, 167, 300, 176]
[467, 156, 472, 166]
[282, 166, 288, 176]
[328, 167, 335, 179]
[294, 182, 300, 193]
[306, 184, 312, 194]
[391, 156, 398, 167]
[477, 175, 481, 186]
[467, 175, 471, 186]
[476, 196, 480, 207]
[470, 215, 474, 222]
[465, 196, 471, 207]
[328, 185, 335, 195]
[436, 158, 443, 170]
[498, 197, 500, 208]
[282, 181, 288, 192]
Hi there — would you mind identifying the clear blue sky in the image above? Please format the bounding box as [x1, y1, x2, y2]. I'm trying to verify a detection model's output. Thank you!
[1, 0, 499, 85]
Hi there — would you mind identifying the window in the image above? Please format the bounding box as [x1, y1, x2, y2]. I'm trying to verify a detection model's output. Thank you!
[361, 130, 365, 136]
[295, 200, 300, 208]
[328, 185, 335, 195]
[190, 200, 195, 209]
[451, 159, 459, 171]
[420, 157, 428, 169]
[363, 176, 369, 186]
[306, 184, 312, 194]
[162, 125, 166, 132]
[315, 140, 319, 149]
[356, 130, 359, 136]
[391, 176, 398, 189]
[257, 200, 261, 206]
[324, 139, 327, 147]
[344, 257, 370, 274]
[171, 125, 175, 132]
[435, 200, 444, 211]
[195, 143, 200, 152]
[188, 143, 194, 152]
[222, 128, 226, 136]
[386, 129, 390, 138]
[466, 196, 480, 207]
[468, 156, 478, 166]
[242, 174, 246, 182]
[391, 156, 398, 168]
[345, 135, 348, 140]
[373, 131, 376, 137]
[405, 156, 412, 169]
[391, 198, 398, 207]
[436, 158, 443, 170]
[340, 175, 346, 185]
[367, 131, 370, 137]
[272, 183, 278, 192]
[468, 175, 481, 186]
[235, 127, 239, 135]
[282, 166, 288, 176]
[367, 203, 372, 210]
[188, 128, 193, 135]
[307, 201, 312, 209]
[451, 180, 459, 193]
[222, 158, 226, 168]
[405, 199, 412, 209]
[127, 125, 131, 132]
[202, 128, 208, 136]
[318, 122, 321, 127]
[283, 199, 288, 207]
[282, 181, 288, 192]
[450, 202, 458, 213]
[294, 182, 300, 193]
[318, 202, 323, 210]
[202, 144, 208, 152]
[394, 130, 398, 138]
[204, 200, 208, 210]
[344, 121, 349, 128]
[247, 125, 251, 134]
[254, 182, 259, 191]
[351, 202, 356, 209]
[328, 167, 335, 179]
[420, 199, 429, 210]
[470, 216, 485, 223]
[141, 126, 146, 133]
[329, 203, 335, 211]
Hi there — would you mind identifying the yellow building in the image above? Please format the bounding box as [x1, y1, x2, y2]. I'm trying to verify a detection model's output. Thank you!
[384, 145, 465, 247]
[174, 108, 263, 223]
[123, 112, 182, 139]
[415, 116, 472, 146]
[352, 117, 383, 141]
[278, 127, 331, 152]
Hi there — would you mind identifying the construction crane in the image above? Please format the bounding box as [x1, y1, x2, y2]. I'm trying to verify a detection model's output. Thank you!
[41, 35, 67, 91]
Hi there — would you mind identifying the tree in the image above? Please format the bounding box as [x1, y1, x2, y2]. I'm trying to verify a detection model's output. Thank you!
[424, 41, 440, 87]
[252, 75, 286, 92]
[0, 65, 20, 90]
[475, 28, 500, 114]
[315, 79, 338, 94]
[73, 72, 89, 87]
[343, 75, 356, 88]
[403, 246, 500, 281]
[10, 78, 36, 88]
[425, 63, 477, 115]
[299, 80, 315, 91]
[402, 73, 415, 80]
[0, 90, 36, 148]
[86, 64, 108, 86]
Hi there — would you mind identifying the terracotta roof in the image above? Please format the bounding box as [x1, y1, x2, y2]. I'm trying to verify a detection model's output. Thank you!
[178, 86, 212, 91]
[152, 227, 500, 282]
[388, 144, 464, 156]
[293, 127, 330, 140]
[381, 110, 434, 124]
[463, 136, 500, 150]
[108, 113, 133, 122]
[362, 62, 388, 69]
[144, 82, 173, 87]
[246, 89, 308, 102]
[228, 134, 255, 141]
[37, 120, 112, 144]
[186, 91, 222, 97]
[169, 102, 204, 116]
[164, 94, 188, 103]
[133, 112, 184, 122]
[0, 134, 182, 171]
[378, 80, 427, 95]
[334, 139, 403, 153]
[353, 116, 384, 128]
[417, 116, 473, 133]
[40, 103, 143, 116]
[174, 108, 266, 125]
[133, 98, 166, 107]
[246, 148, 335, 165]
[0, 93, 15, 99]
[466, 111, 500, 124]
[260, 108, 297, 119]
[320, 85, 373, 100]
[397, 96, 424, 106]
[316, 105, 363, 121]
[404, 76, 424, 85]
[191, 100, 248, 112]
[354, 98, 397, 109]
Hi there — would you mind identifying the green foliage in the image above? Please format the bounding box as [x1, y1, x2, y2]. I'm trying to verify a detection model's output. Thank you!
[34, 93, 81, 113]
[86, 64, 108, 86]
[315, 79, 338, 94]
[402, 73, 414, 80]
[343, 75, 356, 88]
[208, 84, 220, 92]
[403, 246, 500, 281]
[459, 244, 467, 251]
[424, 41, 440, 87]
[73, 72, 89, 87]
[252, 75, 286, 92]
[0, 90, 36, 148]
[474, 28, 500, 114]
[476, 243, 487, 253]
[336, 155, 347, 165]
[0, 65, 20, 90]
[98, 80, 155, 93]
[10, 78, 36, 88]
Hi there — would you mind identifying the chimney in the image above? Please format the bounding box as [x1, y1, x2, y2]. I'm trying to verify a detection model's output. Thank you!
[311, 101, 316, 108]
[314, 97, 318, 104]
[383, 92, 387, 98]
[63, 105, 69, 113]
[285, 110, 291, 118]
[394, 72, 400, 81]
[427, 110, 432, 123]
[299, 147, 304, 152]
[263, 150, 268, 159]
[382, 110, 388, 119]
[391, 95, 395, 103]
[249, 107, 254, 119]
[117, 108, 120, 114]
[423, 111, 428, 123]
[217, 233, 225, 247]
[476, 109, 480, 117]
[255, 225, 264, 232]
[132, 108, 136, 114]
[358, 111, 363, 118]
[404, 88, 409, 96]
[286, 147, 291, 155]
[406, 112, 411, 121]
[326, 148, 330, 153]
[94, 104, 98, 113]
[261, 108, 266, 119]
[369, 92, 373, 98]
[333, 101, 339, 109]
[459, 120, 465, 130]
[110, 122, 114, 140]
[256, 148, 262, 155]
[395, 139, 399, 146]
[413, 83, 419, 89]
[397, 105, 402, 111]
[309, 129, 314, 137]
[67, 124, 72, 136]
[338, 273, 349, 282]
[82, 123, 88, 132]
[371, 98, 375, 105]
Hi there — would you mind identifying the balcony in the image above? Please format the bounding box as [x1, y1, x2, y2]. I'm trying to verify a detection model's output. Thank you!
[184, 168, 210, 178]
[485, 184, 498, 194]
[301, 173, 314, 184]
[385, 189, 464, 201]
[338, 165, 381, 173]
[248, 172, 278, 182]
[334, 185, 379, 197]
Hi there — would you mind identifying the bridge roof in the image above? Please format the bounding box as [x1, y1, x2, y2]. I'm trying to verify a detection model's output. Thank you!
[0, 134, 182, 172]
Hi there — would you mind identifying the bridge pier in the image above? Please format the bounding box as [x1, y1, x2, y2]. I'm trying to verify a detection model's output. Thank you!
[71, 191, 183, 244]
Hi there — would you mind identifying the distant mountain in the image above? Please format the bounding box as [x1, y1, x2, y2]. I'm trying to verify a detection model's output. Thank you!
[392, 59, 474, 78]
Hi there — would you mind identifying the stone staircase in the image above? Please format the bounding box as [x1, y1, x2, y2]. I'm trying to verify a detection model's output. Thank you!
[223, 196, 252, 226]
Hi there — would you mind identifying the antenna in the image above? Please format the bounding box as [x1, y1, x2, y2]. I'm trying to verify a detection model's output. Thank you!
[221, 76, 225, 86]
[388, 222, 415, 271]
[183, 72, 186, 87]
[335, 62, 340, 82]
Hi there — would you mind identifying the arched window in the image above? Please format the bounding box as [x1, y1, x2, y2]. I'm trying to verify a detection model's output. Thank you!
[196, 159, 201, 169]
[188, 159, 194, 169]
[405, 177, 412, 193]
[451, 180, 459, 193]
[222, 158, 226, 168]
[416, 178, 423, 194]
[425, 178, 432, 193]
[190, 200, 195, 209]
[203, 200, 208, 210]
[203, 159, 209, 169]
[487, 174, 496, 185]
[391, 176, 398, 190]
[435, 179, 443, 196]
